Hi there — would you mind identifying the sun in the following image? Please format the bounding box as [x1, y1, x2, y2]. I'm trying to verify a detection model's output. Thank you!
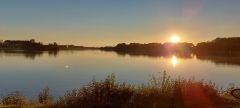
[170, 35, 180, 43]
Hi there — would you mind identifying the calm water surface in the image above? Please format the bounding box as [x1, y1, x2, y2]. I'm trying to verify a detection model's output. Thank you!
[0, 50, 240, 98]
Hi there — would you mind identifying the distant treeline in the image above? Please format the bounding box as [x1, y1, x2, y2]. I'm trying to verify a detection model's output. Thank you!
[194, 37, 240, 56]
[58, 45, 98, 50]
[0, 39, 59, 51]
[0, 39, 98, 51]
[101, 37, 240, 56]
[2, 37, 240, 55]
[101, 42, 194, 57]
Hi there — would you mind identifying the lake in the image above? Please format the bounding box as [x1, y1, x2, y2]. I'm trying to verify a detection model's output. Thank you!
[0, 50, 240, 99]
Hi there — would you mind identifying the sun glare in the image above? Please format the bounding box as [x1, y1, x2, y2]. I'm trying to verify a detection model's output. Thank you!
[171, 35, 180, 43]
[171, 56, 178, 67]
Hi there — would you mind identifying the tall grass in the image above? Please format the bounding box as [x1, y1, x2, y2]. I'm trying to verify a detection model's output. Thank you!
[50, 72, 239, 108]
[0, 72, 239, 108]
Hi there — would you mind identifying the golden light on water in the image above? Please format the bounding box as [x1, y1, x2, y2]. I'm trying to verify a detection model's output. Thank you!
[171, 35, 180, 43]
[171, 56, 178, 67]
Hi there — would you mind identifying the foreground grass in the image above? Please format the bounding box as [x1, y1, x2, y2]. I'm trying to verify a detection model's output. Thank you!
[1, 72, 240, 108]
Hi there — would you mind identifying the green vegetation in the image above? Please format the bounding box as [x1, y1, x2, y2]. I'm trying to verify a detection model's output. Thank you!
[0, 73, 239, 108]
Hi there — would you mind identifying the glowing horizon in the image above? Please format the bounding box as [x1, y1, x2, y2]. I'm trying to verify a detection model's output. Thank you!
[0, 0, 240, 46]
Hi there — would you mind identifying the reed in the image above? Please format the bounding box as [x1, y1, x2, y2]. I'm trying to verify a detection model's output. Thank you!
[1, 72, 239, 108]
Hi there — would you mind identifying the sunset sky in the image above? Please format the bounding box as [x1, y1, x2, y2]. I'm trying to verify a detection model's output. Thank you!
[0, 0, 240, 46]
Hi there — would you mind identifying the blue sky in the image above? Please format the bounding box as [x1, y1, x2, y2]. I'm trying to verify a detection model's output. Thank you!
[0, 0, 240, 46]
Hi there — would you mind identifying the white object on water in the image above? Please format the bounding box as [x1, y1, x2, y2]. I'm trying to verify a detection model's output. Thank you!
[65, 65, 70, 69]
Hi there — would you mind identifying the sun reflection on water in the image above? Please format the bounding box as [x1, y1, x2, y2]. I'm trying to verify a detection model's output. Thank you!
[171, 56, 178, 67]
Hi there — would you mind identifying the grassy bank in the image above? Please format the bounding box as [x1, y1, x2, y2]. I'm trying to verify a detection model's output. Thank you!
[0, 72, 240, 108]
